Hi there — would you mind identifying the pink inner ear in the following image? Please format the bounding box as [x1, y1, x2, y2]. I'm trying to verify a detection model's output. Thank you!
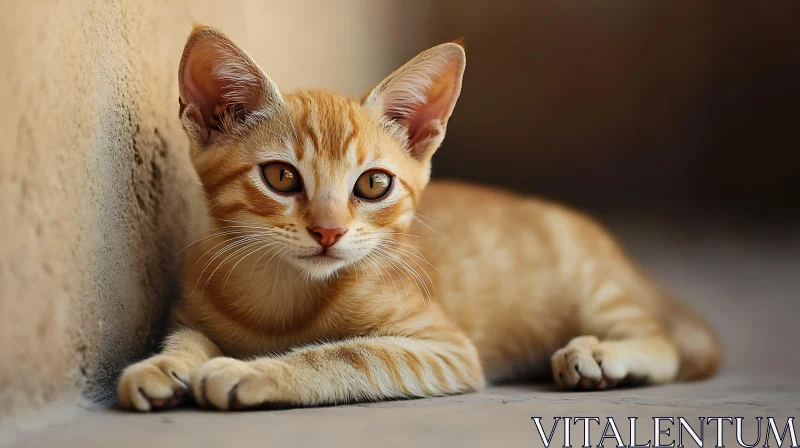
[182, 44, 226, 131]
[407, 82, 453, 144]
[405, 64, 461, 150]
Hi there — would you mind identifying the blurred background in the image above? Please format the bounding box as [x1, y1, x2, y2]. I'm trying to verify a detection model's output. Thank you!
[406, 1, 800, 226]
[1, 0, 799, 439]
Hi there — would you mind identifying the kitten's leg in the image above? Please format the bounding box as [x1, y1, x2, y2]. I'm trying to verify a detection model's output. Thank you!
[551, 287, 680, 390]
[118, 328, 222, 411]
[191, 335, 484, 410]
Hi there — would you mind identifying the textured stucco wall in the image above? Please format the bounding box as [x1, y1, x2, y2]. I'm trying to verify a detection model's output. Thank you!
[0, 0, 413, 431]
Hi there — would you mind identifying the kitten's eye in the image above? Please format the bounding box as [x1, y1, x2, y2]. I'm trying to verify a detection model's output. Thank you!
[262, 162, 302, 193]
[354, 170, 392, 200]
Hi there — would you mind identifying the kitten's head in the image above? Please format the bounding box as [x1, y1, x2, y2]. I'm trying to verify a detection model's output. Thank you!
[178, 27, 464, 279]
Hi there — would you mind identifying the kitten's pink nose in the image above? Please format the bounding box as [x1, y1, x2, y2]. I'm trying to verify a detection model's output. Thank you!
[308, 227, 346, 248]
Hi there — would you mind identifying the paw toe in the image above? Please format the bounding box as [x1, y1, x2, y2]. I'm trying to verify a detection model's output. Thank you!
[552, 346, 599, 388]
[592, 347, 627, 381]
[118, 356, 192, 412]
[553, 337, 628, 391]
[193, 358, 256, 410]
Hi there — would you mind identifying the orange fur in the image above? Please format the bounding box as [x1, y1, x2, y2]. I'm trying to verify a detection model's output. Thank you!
[117, 26, 721, 411]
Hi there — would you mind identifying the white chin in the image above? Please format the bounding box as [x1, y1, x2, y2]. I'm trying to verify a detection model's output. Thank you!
[289, 255, 348, 279]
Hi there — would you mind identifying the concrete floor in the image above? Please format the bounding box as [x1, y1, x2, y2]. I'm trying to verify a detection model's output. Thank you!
[8, 222, 800, 447]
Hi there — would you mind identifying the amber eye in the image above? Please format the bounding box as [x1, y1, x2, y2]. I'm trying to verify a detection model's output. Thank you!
[354, 170, 392, 200]
[262, 162, 302, 193]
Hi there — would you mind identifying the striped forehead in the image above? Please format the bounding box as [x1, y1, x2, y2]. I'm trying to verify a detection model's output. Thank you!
[285, 91, 376, 199]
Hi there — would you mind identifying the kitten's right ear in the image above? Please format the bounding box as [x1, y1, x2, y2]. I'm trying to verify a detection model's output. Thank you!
[178, 26, 283, 147]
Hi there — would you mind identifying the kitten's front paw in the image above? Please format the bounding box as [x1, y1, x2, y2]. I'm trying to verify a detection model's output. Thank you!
[191, 357, 293, 410]
[117, 355, 192, 411]
[551, 336, 626, 390]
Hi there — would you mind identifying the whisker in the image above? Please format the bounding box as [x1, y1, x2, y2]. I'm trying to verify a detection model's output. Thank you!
[189, 234, 259, 276]
[378, 243, 433, 302]
[207, 218, 288, 231]
[294, 265, 310, 286]
[412, 213, 441, 235]
[354, 258, 366, 282]
[376, 252, 409, 299]
[375, 243, 439, 284]
[277, 250, 288, 272]
[249, 245, 281, 277]
[223, 241, 281, 288]
[220, 241, 266, 288]
[361, 254, 385, 293]
[366, 252, 399, 301]
[208, 223, 283, 233]
[178, 229, 265, 258]
[147, 216, 280, 236]
[203, 239, 267, 295]
[374, 246, 433, 306]
[377, 250, 418, 305]
[360, 238, 440, 274]
[280, 110, 301, 145]
[373, 232, 424, 239]
[413, 212, 438, 224]
[262, 248, 287, 277]
[205, 198, 223, 214]
[356, 235, 425, 252]
[190, 235, 267, 295]
[193, 233, 268, 274]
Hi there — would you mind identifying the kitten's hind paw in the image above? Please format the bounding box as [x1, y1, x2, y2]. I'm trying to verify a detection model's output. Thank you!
[117, 355, 192, 411]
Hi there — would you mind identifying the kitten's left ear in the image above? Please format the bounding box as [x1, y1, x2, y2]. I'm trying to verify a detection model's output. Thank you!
[364, 42, 466, 160]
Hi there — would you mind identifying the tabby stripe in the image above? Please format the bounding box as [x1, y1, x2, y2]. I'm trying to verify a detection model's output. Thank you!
[437, 353, 468, 389]
[297, 95, 320, 160]
[202, 166, 251, 197]
[424, 353, 448, 390]
[345, 104, 365, 163]
[331, 346, 377, 388]
[397, 177, 419, 208]
[377, 347, 412, 395]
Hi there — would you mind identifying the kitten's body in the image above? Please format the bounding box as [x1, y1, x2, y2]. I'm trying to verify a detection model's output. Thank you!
[118, 28, 720, 411]
[414, 182, 718, 383]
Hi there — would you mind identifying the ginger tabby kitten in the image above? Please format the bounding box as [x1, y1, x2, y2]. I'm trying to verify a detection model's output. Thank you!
[118, 26, 721, 411]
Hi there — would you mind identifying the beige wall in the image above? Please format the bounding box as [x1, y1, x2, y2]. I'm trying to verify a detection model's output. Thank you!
[0, 0, 423, 432]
